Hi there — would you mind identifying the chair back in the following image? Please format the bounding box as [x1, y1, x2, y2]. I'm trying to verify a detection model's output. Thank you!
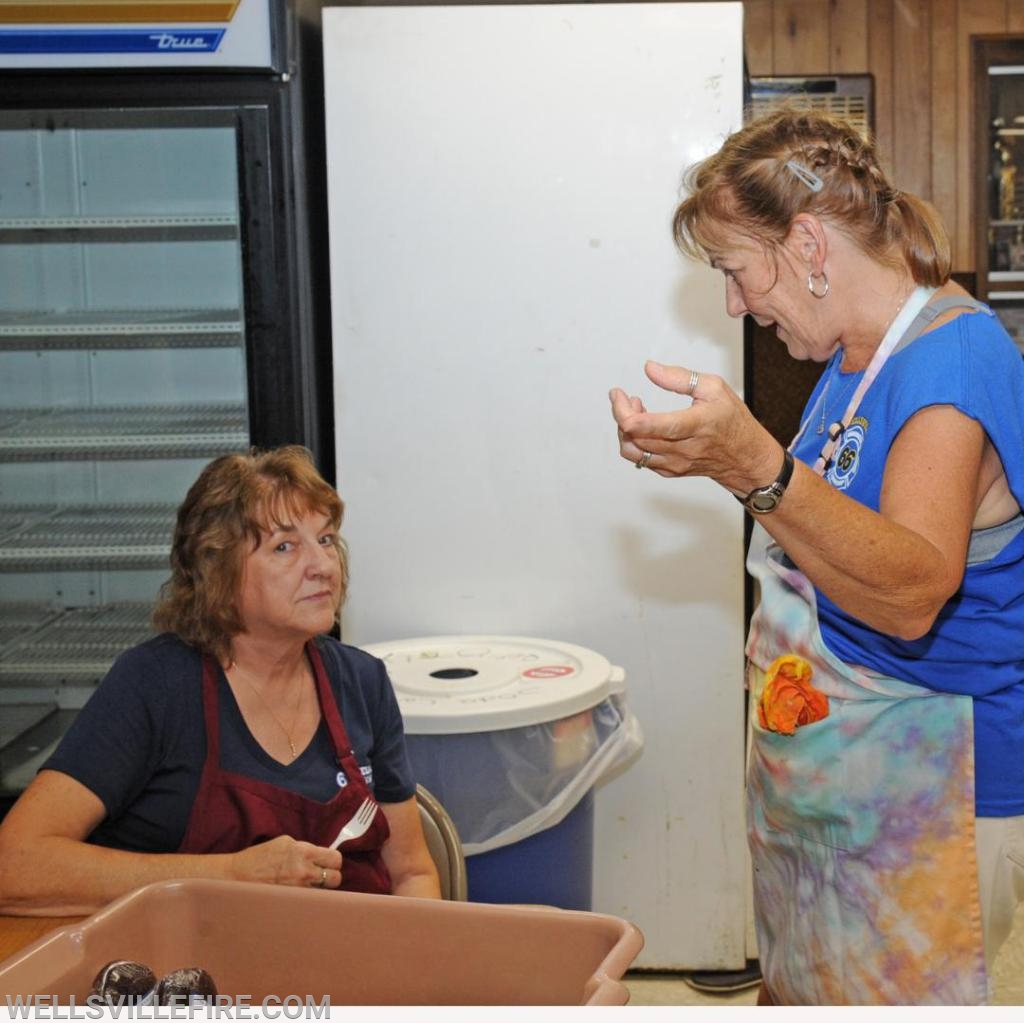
[415, 783, 468, 901]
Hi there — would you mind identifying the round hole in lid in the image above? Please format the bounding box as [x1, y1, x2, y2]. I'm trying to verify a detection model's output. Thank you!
[429, 668, 479, 680]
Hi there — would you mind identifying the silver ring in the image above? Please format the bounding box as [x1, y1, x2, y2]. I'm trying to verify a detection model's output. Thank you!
[636, 450, 653, 470]
[687, 370, 700, 396]
[314, 867, 327, 888]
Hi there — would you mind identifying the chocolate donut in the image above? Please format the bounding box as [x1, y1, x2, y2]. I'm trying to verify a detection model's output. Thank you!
[154, 967, 218, 1005]
[90, 960, 157, 1005]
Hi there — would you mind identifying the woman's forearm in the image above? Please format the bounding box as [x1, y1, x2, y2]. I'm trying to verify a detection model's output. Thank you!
[389, 867, 442, 900]
[758, 462, 966, 639]
[0, 835, 239, 916]
[0, 828, 343, 917]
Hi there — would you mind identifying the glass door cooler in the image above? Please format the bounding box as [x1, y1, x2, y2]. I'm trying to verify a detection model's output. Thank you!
[974, 36, 1024, 350]
[0, 62, 330, 798]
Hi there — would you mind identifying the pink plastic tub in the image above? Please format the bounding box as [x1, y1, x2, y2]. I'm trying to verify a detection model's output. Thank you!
[0, 878, 643, 1005]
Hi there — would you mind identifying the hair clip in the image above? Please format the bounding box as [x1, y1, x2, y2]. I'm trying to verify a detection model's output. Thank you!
[785, 160, 824, 193]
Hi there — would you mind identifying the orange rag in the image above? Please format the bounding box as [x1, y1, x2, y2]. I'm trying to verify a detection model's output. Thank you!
[757, 654, 829, 735]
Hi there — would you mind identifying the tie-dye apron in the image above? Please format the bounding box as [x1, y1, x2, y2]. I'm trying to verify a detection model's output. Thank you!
[744, 289, 988, 1004]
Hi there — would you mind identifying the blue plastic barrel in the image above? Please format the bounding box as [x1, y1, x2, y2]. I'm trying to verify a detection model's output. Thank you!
[464, 790, 594, 910]
[363, 635, 629, 913]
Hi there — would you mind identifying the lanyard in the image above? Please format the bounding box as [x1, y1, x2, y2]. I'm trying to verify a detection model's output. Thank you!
[792, 285, 936, 474]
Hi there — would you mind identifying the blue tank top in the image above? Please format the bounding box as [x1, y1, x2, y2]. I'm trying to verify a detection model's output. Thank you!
[791, 307, 1024, 815]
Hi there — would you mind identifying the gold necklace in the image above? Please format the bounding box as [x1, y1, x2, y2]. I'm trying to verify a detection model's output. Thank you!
[231, 664, 306, 761]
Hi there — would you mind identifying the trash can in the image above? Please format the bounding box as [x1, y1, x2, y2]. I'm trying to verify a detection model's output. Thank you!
[363, 635, 643, 910]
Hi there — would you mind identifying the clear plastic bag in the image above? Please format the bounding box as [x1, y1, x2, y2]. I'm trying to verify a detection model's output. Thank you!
[406, 694, 644, 855]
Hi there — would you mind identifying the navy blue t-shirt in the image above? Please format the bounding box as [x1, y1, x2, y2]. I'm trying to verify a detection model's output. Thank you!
[43, 634, 416, 852]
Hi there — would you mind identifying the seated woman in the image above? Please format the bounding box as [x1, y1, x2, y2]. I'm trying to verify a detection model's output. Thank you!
[0, 446, 440, 915]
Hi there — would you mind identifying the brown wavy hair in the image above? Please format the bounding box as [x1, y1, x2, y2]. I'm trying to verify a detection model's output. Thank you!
[153, 446, 347, 662]
[673, 107, 951, 286]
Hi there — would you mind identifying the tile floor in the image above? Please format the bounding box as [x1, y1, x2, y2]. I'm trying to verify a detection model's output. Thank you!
[624, 901, 1024, 1006]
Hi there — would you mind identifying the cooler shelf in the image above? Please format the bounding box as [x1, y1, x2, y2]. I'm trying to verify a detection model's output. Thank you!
[0, 702, 58, 752]
[0, 601, 63, 651]
[0, 212, 238, 241]
[0, 309, 243, 350]
[0, 403, 247, 461]
[0, 603, 155, 793]
[0, 504, 174, 571]
[0, 700, 72, 798]
[0, 601, 154, 685]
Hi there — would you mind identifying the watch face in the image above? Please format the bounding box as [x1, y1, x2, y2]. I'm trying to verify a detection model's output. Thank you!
[748, 489, 780, 514]
[744, 450, 792, 514]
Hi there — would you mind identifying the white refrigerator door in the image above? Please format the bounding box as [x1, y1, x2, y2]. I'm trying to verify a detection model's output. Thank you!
[324, 2, 747, 968]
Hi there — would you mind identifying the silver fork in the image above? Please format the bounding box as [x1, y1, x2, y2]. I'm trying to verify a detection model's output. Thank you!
[328, 797, 378, 850]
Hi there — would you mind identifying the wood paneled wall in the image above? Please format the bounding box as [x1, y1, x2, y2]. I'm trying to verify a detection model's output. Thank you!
[739, 0, 1024, 272]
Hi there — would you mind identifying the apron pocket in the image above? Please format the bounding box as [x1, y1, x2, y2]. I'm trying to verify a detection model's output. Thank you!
[749, 708, 854, 852]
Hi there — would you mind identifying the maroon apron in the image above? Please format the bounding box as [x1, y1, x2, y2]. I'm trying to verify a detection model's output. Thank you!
[177, 641, 392, 895]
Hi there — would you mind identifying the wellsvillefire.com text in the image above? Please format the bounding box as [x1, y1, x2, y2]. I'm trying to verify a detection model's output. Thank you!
[4, 996, 330, 1019]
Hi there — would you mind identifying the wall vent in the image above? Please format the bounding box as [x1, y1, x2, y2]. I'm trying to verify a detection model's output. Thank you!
[747, 75, 874, 137]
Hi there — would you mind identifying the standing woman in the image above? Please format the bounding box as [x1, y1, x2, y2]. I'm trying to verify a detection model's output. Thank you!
[0, 446, 440, 915]
[611, 110, 1024, 1004]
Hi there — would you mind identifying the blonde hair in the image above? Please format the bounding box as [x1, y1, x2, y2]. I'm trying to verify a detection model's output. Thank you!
[153, 446, 347, 662]
[673, 108, 950, 286]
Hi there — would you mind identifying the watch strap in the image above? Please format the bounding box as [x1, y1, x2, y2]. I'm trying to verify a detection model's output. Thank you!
[739, 448, 794, 515]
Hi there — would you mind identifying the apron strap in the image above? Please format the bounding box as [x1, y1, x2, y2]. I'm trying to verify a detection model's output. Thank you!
[305, 640, 360, 771]
[200, 655, 223, 763]
[808, 285, 935, 473]
[890, 295, 992, 358]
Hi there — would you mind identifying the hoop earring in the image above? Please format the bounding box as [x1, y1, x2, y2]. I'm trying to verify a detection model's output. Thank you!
[807, 271, 830, 299]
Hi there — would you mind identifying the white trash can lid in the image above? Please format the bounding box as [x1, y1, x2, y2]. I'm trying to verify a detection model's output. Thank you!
[362, 634, 626, 734]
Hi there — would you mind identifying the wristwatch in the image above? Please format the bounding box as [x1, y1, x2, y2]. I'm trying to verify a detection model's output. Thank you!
[739, 448, 794, 515]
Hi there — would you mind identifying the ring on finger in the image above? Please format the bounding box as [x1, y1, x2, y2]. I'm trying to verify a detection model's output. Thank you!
[636, 450, 653, 470]
[687, 370, 700, 396]
[313, 867, 327, 888]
